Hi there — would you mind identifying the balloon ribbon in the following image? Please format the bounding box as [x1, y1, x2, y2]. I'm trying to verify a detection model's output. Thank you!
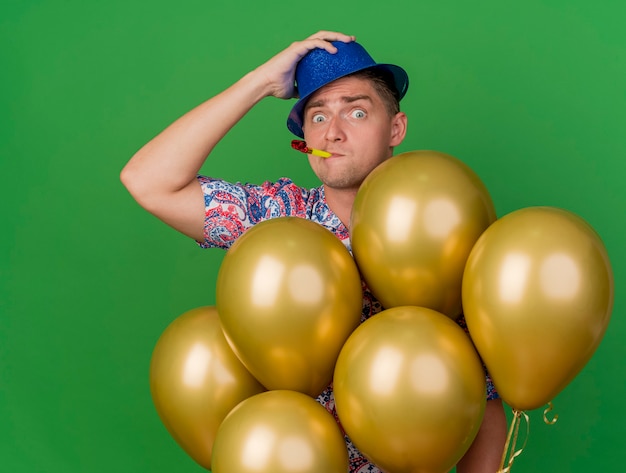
[497, 402, 559, 473]
[543, 401, 559, 425]
[497, 409, 529, 473]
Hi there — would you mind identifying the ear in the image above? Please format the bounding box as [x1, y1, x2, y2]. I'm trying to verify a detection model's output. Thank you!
[389, 112, 408, 147]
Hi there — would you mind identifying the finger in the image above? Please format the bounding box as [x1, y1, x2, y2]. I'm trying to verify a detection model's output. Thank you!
[293, 36, 352, 57]
[307, 30, 356, 42]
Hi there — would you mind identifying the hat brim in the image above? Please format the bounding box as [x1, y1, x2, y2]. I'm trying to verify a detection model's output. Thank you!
[287, 63, 409, 138]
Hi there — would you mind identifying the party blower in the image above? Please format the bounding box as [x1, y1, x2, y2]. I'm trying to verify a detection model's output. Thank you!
[291, 140, 331, 158]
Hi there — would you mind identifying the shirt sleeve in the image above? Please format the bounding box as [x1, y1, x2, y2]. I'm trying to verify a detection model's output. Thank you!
[196, 176, 308, 249]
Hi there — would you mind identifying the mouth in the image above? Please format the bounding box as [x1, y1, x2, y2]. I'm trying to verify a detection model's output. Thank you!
[324, 151, 341, 159]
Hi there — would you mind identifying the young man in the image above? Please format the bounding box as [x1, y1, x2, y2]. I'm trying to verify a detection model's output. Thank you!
[121, 31, 507, 472]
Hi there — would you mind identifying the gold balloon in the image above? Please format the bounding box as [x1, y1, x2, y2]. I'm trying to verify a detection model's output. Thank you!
[350, 150, 496, 318]
[211, 390, 348, 473]
[334, 306, 486, 473]
[149, 306, 266, 469]
[462, 206, 614, 411]
[216, 217, 363, 397]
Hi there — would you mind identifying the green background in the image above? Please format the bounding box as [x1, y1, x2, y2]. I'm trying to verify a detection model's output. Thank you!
[2, 0, 624, 471]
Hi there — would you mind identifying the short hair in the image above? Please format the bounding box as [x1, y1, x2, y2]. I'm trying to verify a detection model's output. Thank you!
[347, 68, 401, 118]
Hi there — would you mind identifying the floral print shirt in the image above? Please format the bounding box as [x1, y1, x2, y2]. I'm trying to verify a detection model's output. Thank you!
[198, 176, 498, 472]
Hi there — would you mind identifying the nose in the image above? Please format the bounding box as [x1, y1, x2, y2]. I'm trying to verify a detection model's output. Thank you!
[324, 117, 346, 142]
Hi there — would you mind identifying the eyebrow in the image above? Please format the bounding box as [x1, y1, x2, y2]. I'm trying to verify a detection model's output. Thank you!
[305, 94, 373, 111]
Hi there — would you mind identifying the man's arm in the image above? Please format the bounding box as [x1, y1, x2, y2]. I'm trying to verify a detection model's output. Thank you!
[457, 398, 508, 473]
[120, 31, 355, 241]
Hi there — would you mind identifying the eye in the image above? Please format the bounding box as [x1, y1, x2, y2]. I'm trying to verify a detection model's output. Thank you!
[351, 109, 366, 119]
[312, 113, 326, 123]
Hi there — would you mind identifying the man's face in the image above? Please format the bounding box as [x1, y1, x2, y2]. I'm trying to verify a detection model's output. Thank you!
[302, 76, 406, 192]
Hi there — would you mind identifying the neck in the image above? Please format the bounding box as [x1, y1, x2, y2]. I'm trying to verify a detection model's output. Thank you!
[324, 186, 359, 229]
